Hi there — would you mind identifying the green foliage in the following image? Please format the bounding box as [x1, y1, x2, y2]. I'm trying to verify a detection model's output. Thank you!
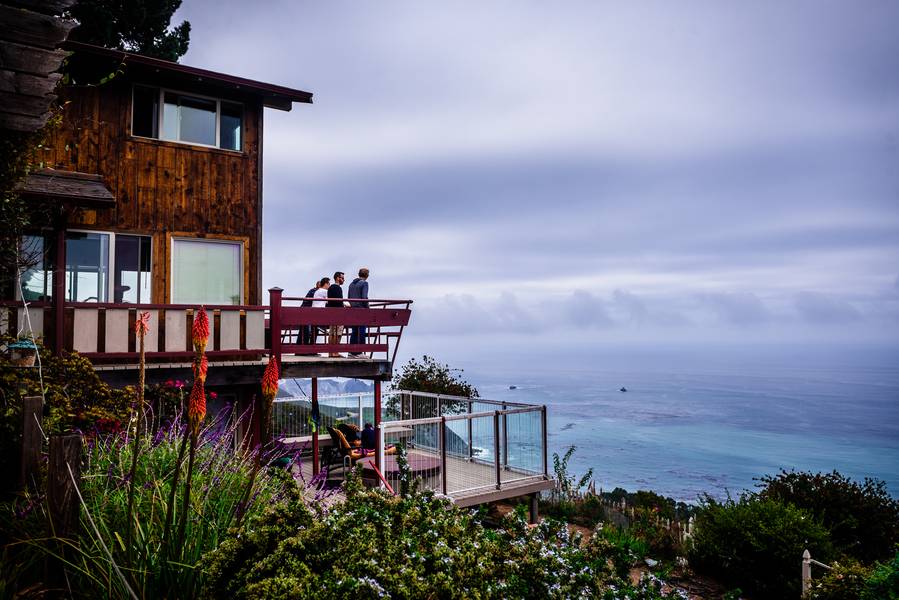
[203, 483, 687, 599]
[1, 412, 295, 597]
[553, 445, 594, 500]
[758, 469, 899, 563]
[808, 551, 899, 600]
[69, 0, 191, 62]
[0, 341, 133, 493]
[392, 355, 479, 398]
[689, 494, 833, 599]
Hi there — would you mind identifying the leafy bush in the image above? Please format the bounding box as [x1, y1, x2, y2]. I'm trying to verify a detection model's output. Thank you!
[392, 355, 479, 398]
[689, 495, 833, 599]
[203, 471, 688, 599]
[758, 470, 899, 563]
[1, 410, 296, 598]
[809, 551, 899, 600]
[0, 341, 133, 493]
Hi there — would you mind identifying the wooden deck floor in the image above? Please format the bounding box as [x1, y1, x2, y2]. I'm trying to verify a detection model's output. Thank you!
[293, 449, 553, 508]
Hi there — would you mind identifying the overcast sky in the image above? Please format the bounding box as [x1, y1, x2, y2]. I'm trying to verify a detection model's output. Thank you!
[174, 1, 899, 360]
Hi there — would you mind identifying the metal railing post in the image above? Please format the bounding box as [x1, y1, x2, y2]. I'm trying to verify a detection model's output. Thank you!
[541, 405, 548, 477]
[436, 394, 441, 418]
[377, 424, 385, 489]
[494, 411, 501, 490]
[358, 393, 364, 429]
[501, 402, 508, 469]
[440, 416, 447, 495]
[467, 400, 473, 460]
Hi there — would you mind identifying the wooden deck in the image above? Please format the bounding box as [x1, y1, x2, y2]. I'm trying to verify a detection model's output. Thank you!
[293, 448, 553, 508]
[94, 354, 393, 386]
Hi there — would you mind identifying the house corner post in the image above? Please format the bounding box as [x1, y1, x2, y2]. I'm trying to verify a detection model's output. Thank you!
[53, 216, 66, 356]
[268, 287, 283, 366]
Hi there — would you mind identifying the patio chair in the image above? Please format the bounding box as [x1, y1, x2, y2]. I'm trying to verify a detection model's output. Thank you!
[325, 426, 371, 474]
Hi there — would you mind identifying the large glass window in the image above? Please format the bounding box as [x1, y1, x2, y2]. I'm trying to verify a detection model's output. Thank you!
[114, 235, 152, 303]
[133, 86, 243, 151]
[66, 232, 110, 302]
[19, 234, 53, 301]
[171, 238, 242, 305]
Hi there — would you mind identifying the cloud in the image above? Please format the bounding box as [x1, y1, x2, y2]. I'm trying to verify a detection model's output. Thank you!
[698, 292, 771, 326]
[794, 291, 862, 324]
[173, 1, 899, 348]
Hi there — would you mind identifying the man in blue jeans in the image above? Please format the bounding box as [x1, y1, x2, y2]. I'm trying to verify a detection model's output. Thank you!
[347, 268, 369, 357]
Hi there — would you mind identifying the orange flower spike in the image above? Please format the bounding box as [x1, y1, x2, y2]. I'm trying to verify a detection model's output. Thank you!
[193, 354, 208, 383]
[261, 357, 279, 401]
[134, 311, 151, 337]
[188, 380, 207, 430]
[192, 307, 210, 353]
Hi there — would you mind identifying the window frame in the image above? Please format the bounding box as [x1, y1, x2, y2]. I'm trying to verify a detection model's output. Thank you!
[169, 236, 245, 305]
[130, 85, 244, 152]
[64, 229, 153, 304]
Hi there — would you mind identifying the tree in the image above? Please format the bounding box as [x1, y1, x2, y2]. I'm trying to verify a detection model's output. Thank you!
[69, 0, 191, 62]
[392, 355, 479, 398]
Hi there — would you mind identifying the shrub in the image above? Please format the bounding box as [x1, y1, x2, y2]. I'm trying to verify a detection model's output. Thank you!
[203, 473, 688, 599]
[758, 470, 899, 563]
[1, 410, 297, 598]
[809, 551, 899, 600]
[0, 341, 133, 493]
[688, 495, 833, 599]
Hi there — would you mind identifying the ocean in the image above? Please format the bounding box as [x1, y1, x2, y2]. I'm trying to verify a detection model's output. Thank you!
[447, 343, 899, 502]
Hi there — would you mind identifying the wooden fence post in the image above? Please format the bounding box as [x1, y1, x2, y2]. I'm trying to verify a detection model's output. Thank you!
[48, 434, 82, 539]
[802, 549, 812, 597]
[20, 395, 42, 490]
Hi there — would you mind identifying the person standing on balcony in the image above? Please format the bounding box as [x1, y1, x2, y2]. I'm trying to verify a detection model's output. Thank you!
[347, 268, 370, 357]
[312, 277, 330, 353]
[298, 280, 320, 346]
[327, 271, 347, 357]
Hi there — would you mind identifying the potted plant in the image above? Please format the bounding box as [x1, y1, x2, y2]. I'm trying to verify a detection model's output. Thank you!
[8, 338, 38, 367]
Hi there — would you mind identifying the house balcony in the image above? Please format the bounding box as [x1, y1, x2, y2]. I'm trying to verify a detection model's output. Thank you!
[274, 390, 554, 507]
[0, 288, 412, 386]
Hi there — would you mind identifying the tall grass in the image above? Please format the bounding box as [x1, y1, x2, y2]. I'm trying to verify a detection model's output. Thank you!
[40, 408, 301, 598]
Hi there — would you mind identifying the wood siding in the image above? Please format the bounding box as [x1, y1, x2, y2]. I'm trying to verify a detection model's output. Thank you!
[39, 77, 264, 304]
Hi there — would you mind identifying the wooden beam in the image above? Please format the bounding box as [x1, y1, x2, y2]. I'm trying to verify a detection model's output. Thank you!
[20, 395, 42, 490]
[0, 69, 61, 96]
[0, 5, 77, 50]
[0, 40, 68, 76]
[312, 378, 319, 476]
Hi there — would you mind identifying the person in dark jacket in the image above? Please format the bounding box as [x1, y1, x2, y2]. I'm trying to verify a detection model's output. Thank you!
[298, 280, 319, 346]
[347, 268, 369, 357]
[327, 271, 346, 357]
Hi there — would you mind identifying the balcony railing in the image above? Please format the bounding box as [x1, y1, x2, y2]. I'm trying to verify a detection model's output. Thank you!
[0, 287, 412, 368]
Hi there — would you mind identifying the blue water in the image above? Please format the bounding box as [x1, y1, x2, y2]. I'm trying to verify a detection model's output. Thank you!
[456, 344, 899, 502]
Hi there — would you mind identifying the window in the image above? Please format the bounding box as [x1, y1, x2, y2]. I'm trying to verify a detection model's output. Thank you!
[66, 232, 110, 302]
[114, 235, 152, 303]
[19, 234, 54, 301]
[171, 238, 242, 305]
[132, 86, 243, 151]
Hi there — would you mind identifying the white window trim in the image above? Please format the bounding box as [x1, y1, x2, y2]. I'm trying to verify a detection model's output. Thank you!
[131, 84, 244, 152]
[170, 236, 244, 305]
[66, 229, 153, 303]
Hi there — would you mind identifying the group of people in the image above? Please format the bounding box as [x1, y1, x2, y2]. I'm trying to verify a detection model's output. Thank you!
[297, 268, 370, 358]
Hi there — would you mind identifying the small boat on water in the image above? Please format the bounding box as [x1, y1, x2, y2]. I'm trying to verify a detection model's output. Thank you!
[509, 385, 517, 390]
[619, 387, 627, 392]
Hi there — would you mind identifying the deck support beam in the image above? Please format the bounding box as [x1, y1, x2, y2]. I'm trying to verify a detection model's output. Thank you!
[311, 377, 319, 476]
[374, 379, 382, 474]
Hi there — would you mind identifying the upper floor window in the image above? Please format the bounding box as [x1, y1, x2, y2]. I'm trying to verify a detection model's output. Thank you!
[132, 85, 243, 151]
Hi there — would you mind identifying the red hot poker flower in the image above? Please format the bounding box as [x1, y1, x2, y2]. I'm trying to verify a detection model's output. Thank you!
[192, 307, 210, 353]
[261, 357, 279, 401]
[188, 380, 207, 430]
[193, 354, 208, 383]
[134, 311, 151, 336]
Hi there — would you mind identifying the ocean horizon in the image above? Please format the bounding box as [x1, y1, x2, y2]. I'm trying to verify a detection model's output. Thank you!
[428, 342, 899, 503]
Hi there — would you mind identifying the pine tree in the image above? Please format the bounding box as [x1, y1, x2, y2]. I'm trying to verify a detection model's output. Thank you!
[69, 0, 191, 62]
